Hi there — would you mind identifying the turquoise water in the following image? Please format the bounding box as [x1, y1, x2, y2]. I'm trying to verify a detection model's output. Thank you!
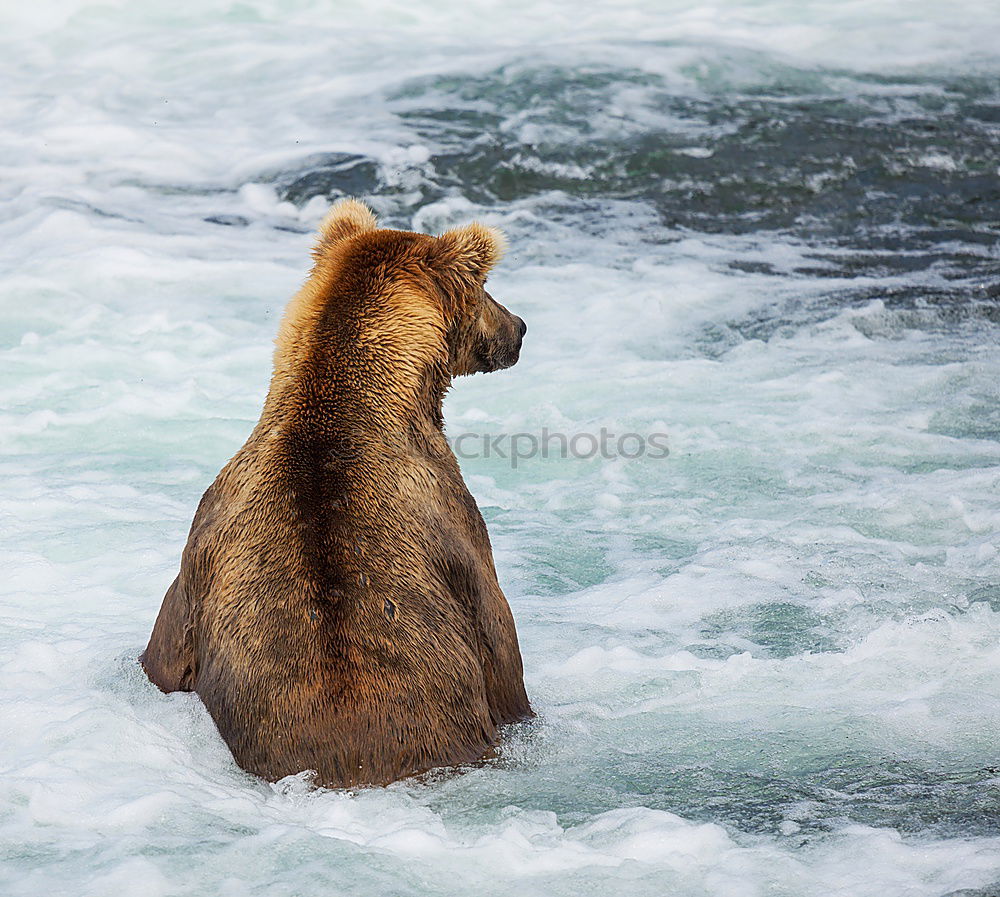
[2, 2, 1000, 895]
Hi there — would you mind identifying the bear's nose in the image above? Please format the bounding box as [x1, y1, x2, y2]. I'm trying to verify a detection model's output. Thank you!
[517, 317, 527, 338]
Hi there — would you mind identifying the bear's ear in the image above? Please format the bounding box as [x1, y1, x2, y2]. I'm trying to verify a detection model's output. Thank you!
[314, 198, 377, 251]
[427, 222, 506, 286]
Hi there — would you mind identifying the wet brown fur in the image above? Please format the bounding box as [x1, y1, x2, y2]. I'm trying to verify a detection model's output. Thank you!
[141, 200, 531, 787]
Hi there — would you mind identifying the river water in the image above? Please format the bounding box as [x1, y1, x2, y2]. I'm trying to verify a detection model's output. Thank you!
[2, 2, 999, 895]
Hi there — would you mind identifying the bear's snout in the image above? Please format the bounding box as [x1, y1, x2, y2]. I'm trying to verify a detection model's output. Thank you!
[498, 313, 525, 370]
[477, 294, 526, 372]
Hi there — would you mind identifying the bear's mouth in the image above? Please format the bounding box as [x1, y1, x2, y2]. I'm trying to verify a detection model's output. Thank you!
[496, 344, 521, 371]
[481, 331, 523, 372]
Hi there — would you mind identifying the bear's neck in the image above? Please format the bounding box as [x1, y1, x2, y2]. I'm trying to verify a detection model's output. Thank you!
[261, 341, 452, 462]
[264, 285, 457, 462]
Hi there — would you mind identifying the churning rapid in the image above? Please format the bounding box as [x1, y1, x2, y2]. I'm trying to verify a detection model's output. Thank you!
[1, 2, 999, 895]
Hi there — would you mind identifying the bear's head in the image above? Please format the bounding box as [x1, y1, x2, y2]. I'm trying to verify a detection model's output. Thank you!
[423, 221, 526, 376]
[295, 199, 525, 382]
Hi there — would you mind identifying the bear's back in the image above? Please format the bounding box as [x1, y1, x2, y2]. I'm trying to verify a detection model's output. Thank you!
[181, 429, 524, 785]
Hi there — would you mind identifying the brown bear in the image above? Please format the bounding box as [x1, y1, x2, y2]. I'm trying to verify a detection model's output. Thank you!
[140, 199, 532, 787]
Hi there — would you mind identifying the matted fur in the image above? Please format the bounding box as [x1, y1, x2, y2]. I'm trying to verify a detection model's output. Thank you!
[141, 201, 530, 787]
